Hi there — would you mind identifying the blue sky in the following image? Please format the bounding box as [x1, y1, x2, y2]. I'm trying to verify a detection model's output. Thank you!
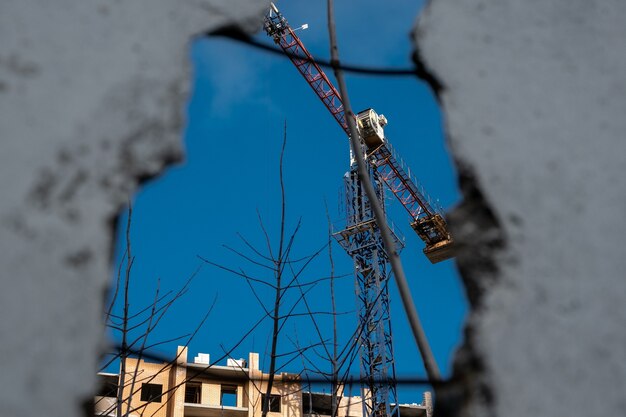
[110, 0, 467, 403]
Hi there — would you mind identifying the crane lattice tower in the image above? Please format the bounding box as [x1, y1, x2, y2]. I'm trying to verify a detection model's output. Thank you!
[264, 4, 454, 417]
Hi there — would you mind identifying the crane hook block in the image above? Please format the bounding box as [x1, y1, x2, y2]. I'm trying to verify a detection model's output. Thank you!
[357, 108, 386, 149]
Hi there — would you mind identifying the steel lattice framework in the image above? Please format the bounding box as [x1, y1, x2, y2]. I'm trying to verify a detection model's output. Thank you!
[332, 168, 402, 417]
[264, 4, 454, 417]
[264, 14, 348, 133]
[367, 144, 452, 261]
[264, 8, 453, 263]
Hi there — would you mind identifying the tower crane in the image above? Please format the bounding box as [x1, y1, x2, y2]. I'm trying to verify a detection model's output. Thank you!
[264, 4, 454, 417]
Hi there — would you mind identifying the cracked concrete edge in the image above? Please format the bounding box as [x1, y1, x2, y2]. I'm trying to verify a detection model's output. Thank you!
[411, 4, 504, 415]
[413, 1, 626, 416]
[0, 1, 267, 416]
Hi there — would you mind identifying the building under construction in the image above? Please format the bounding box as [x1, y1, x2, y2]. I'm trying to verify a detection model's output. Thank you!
[94, 346, 432, 417]
[263, 4, 452, 417]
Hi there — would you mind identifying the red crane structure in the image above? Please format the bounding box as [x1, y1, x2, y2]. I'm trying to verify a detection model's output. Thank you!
[264, 4, 454, 417]
[263, 4, 453, 264]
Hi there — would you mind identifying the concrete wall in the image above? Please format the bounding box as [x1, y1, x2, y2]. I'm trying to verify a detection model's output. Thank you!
[5, 1, 624, 416]
[0, 1, 264, 416]
[413, 1, 626, 416]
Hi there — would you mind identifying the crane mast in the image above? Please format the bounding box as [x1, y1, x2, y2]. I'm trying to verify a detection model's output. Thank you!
[264, 4, 454, 417]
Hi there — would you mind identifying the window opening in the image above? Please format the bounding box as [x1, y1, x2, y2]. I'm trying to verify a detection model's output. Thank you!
[221, 385, 238, 407]
[262, 394, 281, 413]
[96, 374, 118, 398]
[185, 383, 202, 404]
[302, 393, 332, 416]
[141, 383, 163, 403]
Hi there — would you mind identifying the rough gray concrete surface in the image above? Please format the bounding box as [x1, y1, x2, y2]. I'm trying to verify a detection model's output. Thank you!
[0, 1, 265, 416]
[413, 1, 626, 416]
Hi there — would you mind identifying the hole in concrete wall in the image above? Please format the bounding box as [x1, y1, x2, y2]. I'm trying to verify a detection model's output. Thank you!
[104, 1, 467, 414]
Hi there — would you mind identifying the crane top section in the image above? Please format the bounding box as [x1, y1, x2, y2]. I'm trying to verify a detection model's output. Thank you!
[263, 3, 455, 263]
[264, 3, 388, 148]
[264, 3, 288, 41]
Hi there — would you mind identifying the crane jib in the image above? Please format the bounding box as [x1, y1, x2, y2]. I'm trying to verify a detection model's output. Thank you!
[279, 29, 348, 134]
[263, 5, 454, 264]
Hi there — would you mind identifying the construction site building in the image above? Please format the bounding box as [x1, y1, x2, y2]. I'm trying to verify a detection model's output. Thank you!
[94, 346, 431, 417]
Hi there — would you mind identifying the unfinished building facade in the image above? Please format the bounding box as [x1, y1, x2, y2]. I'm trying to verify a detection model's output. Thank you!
[95, 347, 431, 417]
